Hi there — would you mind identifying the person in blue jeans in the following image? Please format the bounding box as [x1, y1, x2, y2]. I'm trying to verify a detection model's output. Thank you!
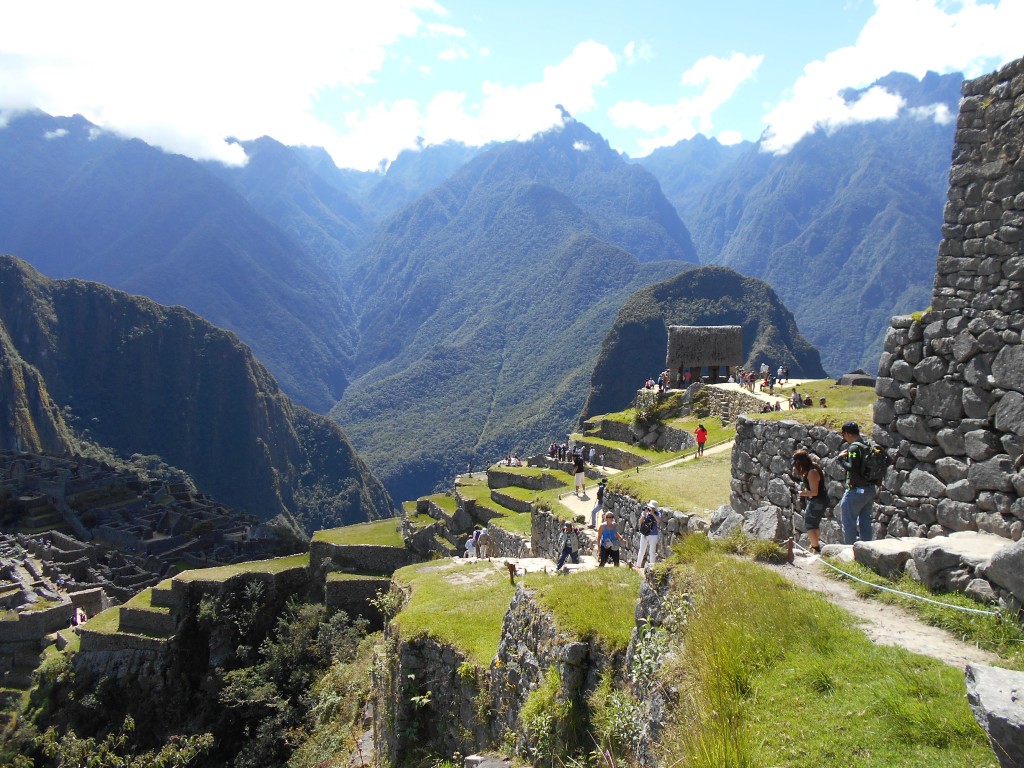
[838, 421, 875, 544]
[556, 522, 581, 570]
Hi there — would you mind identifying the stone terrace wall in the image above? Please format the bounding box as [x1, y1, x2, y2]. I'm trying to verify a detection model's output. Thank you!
[706, 385, 773, 423]
[731, 417, 851, 544]
[871, 57, 1024, 542]
[309, 541, 419, 575]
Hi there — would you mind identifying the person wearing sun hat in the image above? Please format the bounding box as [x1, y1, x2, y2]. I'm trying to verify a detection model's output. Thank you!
[635, 499, 662, 569]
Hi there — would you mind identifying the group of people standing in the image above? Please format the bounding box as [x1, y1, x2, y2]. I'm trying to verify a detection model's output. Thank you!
[558, 497, 662, 570]
[792, 421, 879, 551]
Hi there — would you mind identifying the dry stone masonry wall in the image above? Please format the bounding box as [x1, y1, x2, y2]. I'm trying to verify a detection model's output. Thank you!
[872, 57, 1024, 542]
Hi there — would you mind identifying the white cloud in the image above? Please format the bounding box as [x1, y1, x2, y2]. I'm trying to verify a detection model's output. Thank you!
[43, 128, 68, 140]
[0, 0, 448, 165]
[573, 140, 592, 152]
[762, 0, 1024, 153]
[623, 40, 654, 65]
[716, 129, 744, 145]
[438, 47, 469, 61]
[326, 40, 618, 169]
[608, 52, 763, 155]
[910, 102, 953, 124]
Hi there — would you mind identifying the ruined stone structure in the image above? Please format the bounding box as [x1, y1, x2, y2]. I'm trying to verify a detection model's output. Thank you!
[871, 57, 1024, 541]
[666, 325, 743, 386]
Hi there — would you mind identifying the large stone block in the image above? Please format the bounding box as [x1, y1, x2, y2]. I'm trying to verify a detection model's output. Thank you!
[982, 538, 1024, 603]
[968, 454, 1016, 492]
[993, 345, 1024, 393]
[965, 664, 1024, 768]
[912, 380, 964, 420]
[995, 391, 1024, 433]
[853, 538, 917, 578]
[910, 531, 1011, 590]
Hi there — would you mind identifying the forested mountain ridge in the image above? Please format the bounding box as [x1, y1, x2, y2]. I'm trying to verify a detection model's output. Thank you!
[0, 111, 354, 412]
[0, 256, 395, 533]
[641, 71, 962, 375]
[582, 265, 827, 419]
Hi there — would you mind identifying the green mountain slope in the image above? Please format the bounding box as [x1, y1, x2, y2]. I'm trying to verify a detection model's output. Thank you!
[0, 112, 354, 411]
[582, 265, 826, 419]
[651, 71, 961, 375]
[0, 256, 394, 532]
[332, 119, 697, 500]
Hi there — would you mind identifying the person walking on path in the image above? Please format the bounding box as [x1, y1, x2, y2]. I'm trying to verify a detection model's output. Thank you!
[573, 453, 587, 497]
[635, 500, 662, 569]
[596, 512, 623, 567]
[556, 521, 581, 570]
[590, 478, 608, 528]
[792, 450, 827, 554]
[838, 421, 875, 544]
[695, 424, 708, 457]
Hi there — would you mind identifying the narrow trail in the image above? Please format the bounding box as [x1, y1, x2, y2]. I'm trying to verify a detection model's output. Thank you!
[764, 552, 1000, 668]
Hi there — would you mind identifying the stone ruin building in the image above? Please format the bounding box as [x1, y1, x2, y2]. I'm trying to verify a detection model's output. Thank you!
[666, 325, 743, 387]
[870, 57, 1024, 542]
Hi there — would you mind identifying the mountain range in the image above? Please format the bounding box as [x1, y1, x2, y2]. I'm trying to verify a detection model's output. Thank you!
[0, 256, 394, 533]
[0, 69, 961, 500]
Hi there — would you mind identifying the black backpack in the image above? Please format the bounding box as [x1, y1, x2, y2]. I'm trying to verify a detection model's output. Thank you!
[639, 512, 656, 535]
[856, 441, 890, 485]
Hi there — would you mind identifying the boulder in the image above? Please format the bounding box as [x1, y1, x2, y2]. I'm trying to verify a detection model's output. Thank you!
[853, 538, 918, 578]
[965, 664, 1024, 768]
[820, 543, 854, 562]
[742, 505, 788, 541]
[909, 531, 1010, 590]
[982, 538, 1024, 604]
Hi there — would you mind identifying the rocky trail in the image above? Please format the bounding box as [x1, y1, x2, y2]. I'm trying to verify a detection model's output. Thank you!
[766, 551, 1001, 668]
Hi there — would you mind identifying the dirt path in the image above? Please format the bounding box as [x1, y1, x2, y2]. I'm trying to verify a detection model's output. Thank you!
[765, 552, 1000, 668]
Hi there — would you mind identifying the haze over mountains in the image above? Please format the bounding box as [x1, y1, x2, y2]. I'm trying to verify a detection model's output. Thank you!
[0, 69, 960, 502]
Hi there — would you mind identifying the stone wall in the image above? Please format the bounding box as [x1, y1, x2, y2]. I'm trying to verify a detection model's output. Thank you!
[325, 574, 391, 631]
[0, 601, 74, 642]
[705, 385, 772, 424]
[730, 416, 850, 543]
[487, 523, 530, 558]
[604, 492, 708, 564]
[309, 541, 419, 575]
[869, 57, 1024, 542]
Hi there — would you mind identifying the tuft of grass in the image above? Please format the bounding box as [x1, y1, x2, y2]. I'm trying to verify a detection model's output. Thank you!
[656, 542, 994, 767]
[392, 562, 512, 665]
[523, 568, 641, 653]
[313, 519, 404, 548]
[823, 558, 1024, 668]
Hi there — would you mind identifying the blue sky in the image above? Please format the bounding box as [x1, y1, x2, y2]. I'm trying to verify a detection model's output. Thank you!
[0, 0, 1020, 170]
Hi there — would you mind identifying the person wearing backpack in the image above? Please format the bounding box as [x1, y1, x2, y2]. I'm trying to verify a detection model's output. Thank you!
[556, 521, 581, 570]
[590, 478, 608, 528]
[635, 500, 661, 569]
[838, 421, 876, 545]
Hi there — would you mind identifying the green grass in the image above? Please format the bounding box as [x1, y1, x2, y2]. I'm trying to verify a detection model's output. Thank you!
[490, 512, 533, 535]
[174, 552, 310, 582]
[123, 588, 170, 614]
[570, 433, 682, 464]
[823, 559, 1024, 669]
[523, 568, 640, 653]
[405, 512, 436, 530]
[78, 606, 122, 635]
[312, 519, 404, 548]
[457, 481, 518, 517]
[656, 536, 995, 767]
[612, 449, 733, 516]
[419, 493, 458, 514]
[326, 572, 386, 583]
[663, 414, 736, 452]
[392, 561, 513, 665]
[752, 378, 875, 431]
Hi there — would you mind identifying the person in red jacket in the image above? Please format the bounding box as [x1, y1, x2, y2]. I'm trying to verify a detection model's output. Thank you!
[695, 424, 708, 457]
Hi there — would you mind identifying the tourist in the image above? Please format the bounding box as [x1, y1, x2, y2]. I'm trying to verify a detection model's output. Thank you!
[477, 527, 491, 559]
[838, 421, 875, 544]
[465, 534, 477, 558]
[635, 500, 661, 569]
[791, 390, 802, 409]
[694, 424, 708, 457]
[792, 450, 827, 554]
[819, 397, 827, 408]
[588, 446, 596, 465]
[556, 521, 581, 570]
[573, 452, 586, 497]
[591, 478, 608, 528]
[596, 512, 622, 567]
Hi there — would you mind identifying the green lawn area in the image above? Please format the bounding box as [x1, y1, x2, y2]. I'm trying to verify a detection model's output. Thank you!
[490, 511, 532, 535]
[405, 512, 436, 530]
[657, 537, 996, 767]
[419, 493, 458, 514]
[754, 379, 875, 431]
[570, 432, 683, 464]
[392, 561, 513, 665]
[79, 606, 121, 635]
[313, 518, 404, 547]
[663, 414, 736, 452]
[175, 552, 310, 582]
[612, 449, 733, 516]
[523, 568, 640, 653]
[326, 572, 387, 583]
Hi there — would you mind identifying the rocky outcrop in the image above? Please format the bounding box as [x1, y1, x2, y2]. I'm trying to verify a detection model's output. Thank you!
[966, 663, 1024, 768]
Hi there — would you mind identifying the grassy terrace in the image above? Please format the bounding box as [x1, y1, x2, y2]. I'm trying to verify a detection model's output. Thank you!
[326, 572, 387, 583]
[612, 449, 733, 516]
[79, 606, 121, 635]
[570, 432, 683, 464]
[405, 512, 435, 530]
[123, 587, 170, 614]
[657, 537, 996, 767]
[523, 568, 640, 653]
[419, 493, 458, 515]
[491, 511, 532, 535]
[313, 518, 404, 548]
[392, 561, 512, 665]
[174, 552, 310, 582]
[754, 379, 875, 430]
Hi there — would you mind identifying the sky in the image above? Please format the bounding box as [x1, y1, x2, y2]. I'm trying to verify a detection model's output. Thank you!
[0, 0, 1021, 171]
